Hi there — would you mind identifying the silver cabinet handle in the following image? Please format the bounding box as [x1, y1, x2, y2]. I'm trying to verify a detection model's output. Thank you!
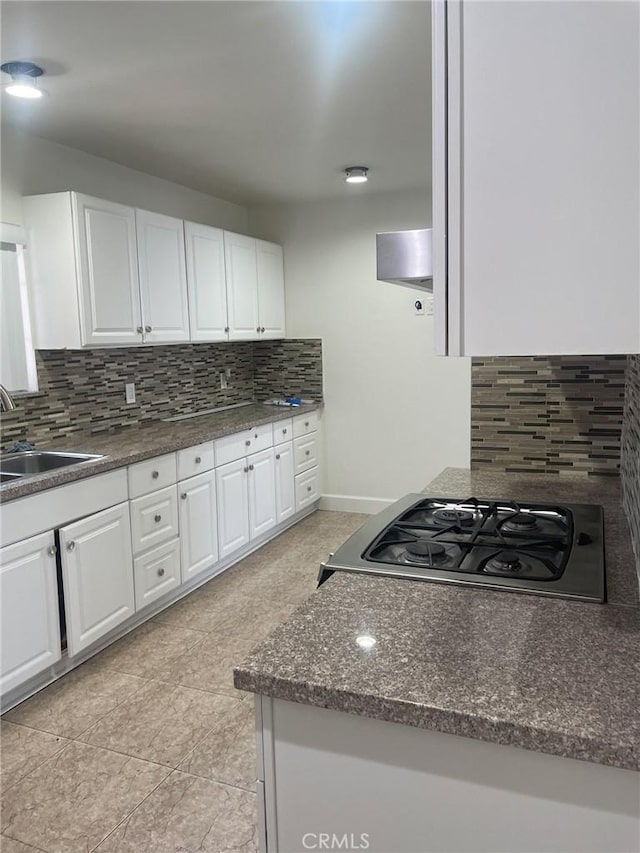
[254, 433, 258, 439]
[283, 428, 287, 434]
[157, 567, 165, 577]
[195, 456, 202, 464]
[307, 486, 312, 492]
[305, 450, 310, 456]
[145, 325, 152, 333]
[243, 466, 249, 473]
[136, 325, 143, 334]
[261, 326, 265, 333]
[245, 440, 251, 446]
[181, 492, 187, 500]
[154, 514, 162, 523]
[256, 326, 261, 333]
[249, 463, 254, 471]
[305, 421, 309, 427]
[66, 541, 75, 551]
[47, 545, 57, 557]
[275, 454, 280, 460]
[152, 470, 159, 479]
[224, 326, 229, 333]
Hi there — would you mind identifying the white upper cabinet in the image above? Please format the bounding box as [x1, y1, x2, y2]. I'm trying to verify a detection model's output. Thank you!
[256, 240, 286, 339]
[184, 222, 229, 342]
[433, 0, 640, 356]
[136, 209, 190, 343]
[225, 231, 260, 340]
[24, 192, 143, 348]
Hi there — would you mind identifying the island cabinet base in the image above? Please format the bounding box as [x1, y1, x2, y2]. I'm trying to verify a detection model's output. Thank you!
[255, 697, 639, 853]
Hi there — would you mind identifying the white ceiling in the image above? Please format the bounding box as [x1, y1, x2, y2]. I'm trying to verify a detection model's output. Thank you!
[1, 1, 431, 205]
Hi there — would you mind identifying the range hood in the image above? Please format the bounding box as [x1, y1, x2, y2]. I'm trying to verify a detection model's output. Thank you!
[376, 228, 433, 291]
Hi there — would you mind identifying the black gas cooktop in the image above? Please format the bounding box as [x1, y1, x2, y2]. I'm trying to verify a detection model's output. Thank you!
[319, 495, 606, 602]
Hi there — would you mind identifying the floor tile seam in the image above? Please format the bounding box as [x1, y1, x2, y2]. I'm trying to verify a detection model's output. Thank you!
[0, 724, 70, 796]
[85, 761, 173, 853]
[173, 697, 251, 776]
[69, 677, 162, 744]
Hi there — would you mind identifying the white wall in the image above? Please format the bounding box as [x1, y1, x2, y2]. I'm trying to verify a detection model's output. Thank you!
[250, 190, 471, 511]
[1, 127, 248, 232]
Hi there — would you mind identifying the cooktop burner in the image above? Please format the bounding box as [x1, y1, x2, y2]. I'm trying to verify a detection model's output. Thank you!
[319, 494, 606, 602]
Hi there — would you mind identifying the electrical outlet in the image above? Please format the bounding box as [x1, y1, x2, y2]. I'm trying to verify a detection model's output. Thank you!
[219, 372, 228, 390]
[225, 367, 232, 379]
[125, 382, 136, 404]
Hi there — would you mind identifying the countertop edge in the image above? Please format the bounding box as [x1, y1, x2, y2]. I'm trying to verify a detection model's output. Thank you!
[0, 402, 321, 502]
[232, 667, 639, 772]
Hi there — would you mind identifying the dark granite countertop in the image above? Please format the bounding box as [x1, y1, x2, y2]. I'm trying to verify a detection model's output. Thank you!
[234, 468, 640, 771]
[0, 402, 320, 502]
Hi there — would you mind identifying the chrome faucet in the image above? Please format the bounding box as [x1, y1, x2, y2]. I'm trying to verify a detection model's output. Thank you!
[0, 384, 17, 412]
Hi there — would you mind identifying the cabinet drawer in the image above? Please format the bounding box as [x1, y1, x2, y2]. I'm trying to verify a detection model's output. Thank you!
[128, 454, 177, 499]
[272, 417, 293, 446]
[295, 467, 320, 512]
[293, 433, 318, 475]
[215, 430, 252, 466]
[130, 486, 179, 555]
[247, 423, 273, 453]
[134, 538, 181, 611]
[293, 410, 319, 438]
[177, 442, 215, 481]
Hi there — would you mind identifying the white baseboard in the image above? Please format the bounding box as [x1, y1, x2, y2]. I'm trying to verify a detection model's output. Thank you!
[319, 494, 396, 514]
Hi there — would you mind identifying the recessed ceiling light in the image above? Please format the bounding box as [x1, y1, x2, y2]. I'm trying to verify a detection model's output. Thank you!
[1, 61, 46, 99]
[344, 166, 369, 184]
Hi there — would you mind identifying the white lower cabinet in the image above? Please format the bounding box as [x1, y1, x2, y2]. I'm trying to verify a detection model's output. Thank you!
[295, 466, 320, 513]
[248, 448, 277, 539]
[134, 538, 181, 610]
[274, 443, 295, 525]
[0, 532, 61, 695]
[59, 502, 135, 658]
[216, 458, 251, 559]
[179, 470, 219, 582]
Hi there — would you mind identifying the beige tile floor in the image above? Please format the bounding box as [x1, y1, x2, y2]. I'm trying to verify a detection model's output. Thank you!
[0, 510, 367, 853]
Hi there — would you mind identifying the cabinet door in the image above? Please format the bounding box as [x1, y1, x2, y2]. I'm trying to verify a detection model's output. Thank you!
[134, 538, 181, 611]
[72, 194, 143, 346]
[256, 240, 286, 339]
[224, 232, 259, 341]
[59, 502, 135, 658]
[215, 458, 250, 559]
[274, 443, 295, 525]
[0, 532, 61, 696]
[248, 448, 277, 540]
[184, 222, 229, 342]
[136, 209, 190, 343]
[436, 0, 640, 356]
[179, 470, 219, 582]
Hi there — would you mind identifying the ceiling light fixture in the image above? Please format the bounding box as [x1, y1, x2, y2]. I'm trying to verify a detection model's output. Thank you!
[1, 61, 46, 99]
[344, 166, 369, 184]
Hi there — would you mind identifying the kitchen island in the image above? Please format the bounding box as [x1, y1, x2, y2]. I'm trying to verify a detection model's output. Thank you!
[234, 469, 640, 853]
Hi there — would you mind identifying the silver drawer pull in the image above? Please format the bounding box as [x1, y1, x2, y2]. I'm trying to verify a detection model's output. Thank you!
[283, 428, 287, 434]
[243, 466, 249, 473]
[305, 450, 310, 456]
[224, 326, 229, 333]
[195, 456, 202, 464]
[307, 486, 312, 492]
[275, 454, 280, 460]
[145, 325, 152, 333]
[157, 567, 165, 577]
[66, 541, 75, 552]
[47, 545, 57, 557]
[249, 463, 254, 471]
[245, 440, 251, 446]
[154, 514, 162, 523]
[136, 325, 143, 334]
[152, 470, 159, 479]
[305, 421, 309, 427]
[254, 433, 258, 439]
[256, 326, 261, 333]
[181, 492, 187, 500]
[261, 326, 265, 333]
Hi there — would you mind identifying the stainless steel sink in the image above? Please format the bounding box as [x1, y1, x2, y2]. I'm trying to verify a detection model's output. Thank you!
[0, 451, 104, 479]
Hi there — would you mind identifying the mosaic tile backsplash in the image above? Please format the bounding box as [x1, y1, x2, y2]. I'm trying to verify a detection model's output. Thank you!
[621, 354, 640, 580]
[0, 339, 322, 448]
[471, 356, 628, 476]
